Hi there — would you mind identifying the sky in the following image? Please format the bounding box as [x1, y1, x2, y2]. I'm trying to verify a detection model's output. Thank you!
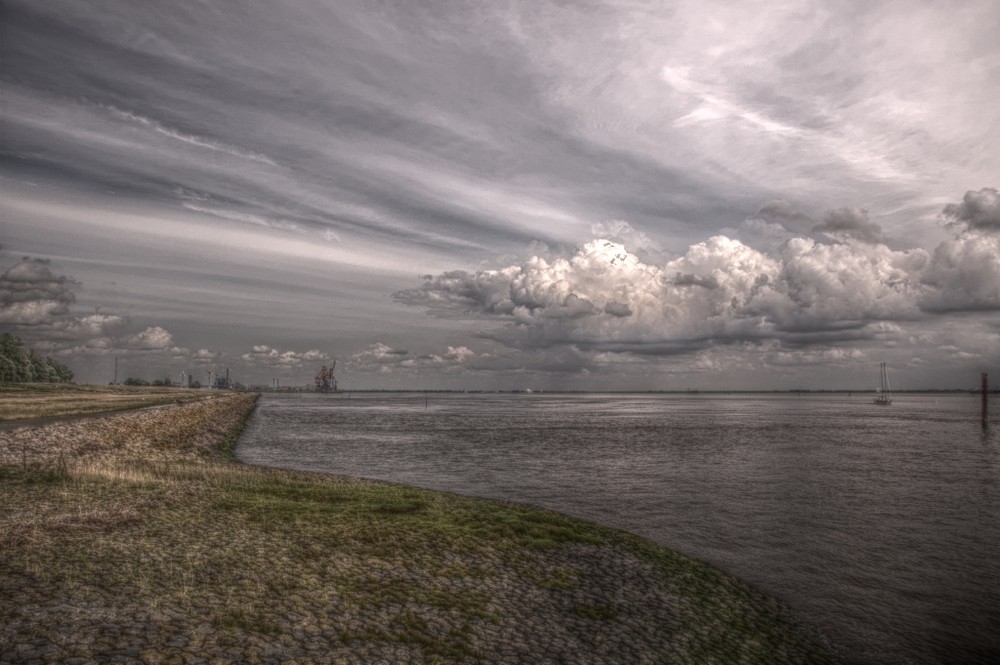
[1, 0, 998, 390]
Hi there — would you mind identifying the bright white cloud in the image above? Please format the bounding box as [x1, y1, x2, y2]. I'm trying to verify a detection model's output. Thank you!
[50, 313, 127, 339]
[121, 326, 175, 351]
[348, 343, 484, 374]
[192, 348, 221, 364]
[396, 189, 1000, 371]
[240, 344, 330, 368]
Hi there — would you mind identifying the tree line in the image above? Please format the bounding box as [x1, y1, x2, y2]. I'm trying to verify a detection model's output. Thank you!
[123, 377, 179, 386]
[0, 333, 74, 383]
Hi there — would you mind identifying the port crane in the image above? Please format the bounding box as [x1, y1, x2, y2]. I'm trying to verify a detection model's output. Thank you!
[315, 361, 337, 392]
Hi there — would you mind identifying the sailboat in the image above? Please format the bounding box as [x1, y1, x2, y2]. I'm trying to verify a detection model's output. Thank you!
[873, 362, 892, 405]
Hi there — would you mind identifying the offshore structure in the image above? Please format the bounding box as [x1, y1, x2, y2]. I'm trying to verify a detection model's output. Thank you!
[315, 361, 338, 392]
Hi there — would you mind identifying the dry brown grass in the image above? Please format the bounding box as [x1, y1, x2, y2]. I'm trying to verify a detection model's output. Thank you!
[1, 502, 143, 549]
[0, 392, 256, 469]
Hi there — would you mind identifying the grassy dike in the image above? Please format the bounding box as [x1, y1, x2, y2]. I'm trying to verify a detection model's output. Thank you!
[0, 383, 210, 422]
[0, 392, 842, 664]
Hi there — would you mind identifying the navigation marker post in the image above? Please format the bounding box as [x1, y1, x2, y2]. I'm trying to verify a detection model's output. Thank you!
[983, 373, 989, 430]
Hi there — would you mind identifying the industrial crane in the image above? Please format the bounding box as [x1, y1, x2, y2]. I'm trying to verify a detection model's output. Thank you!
[314, 361, 337, 392]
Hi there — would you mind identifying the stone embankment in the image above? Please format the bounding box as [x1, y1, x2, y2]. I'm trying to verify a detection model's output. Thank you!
[1, 393, 841, 664]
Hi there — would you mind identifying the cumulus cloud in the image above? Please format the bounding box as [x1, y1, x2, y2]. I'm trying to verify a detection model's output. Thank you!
[920, 232, 1000, 312]
[397, 240, 650, 327]
[762, 346, 869, 367]
[603, 301, 632, 317]
[44, 328, 196, 360]
[732, 201, 812, 255]
[240, 344, 330, 368]
[0, 258, 124, 338]
[760, 237, 927, 329]
[192, 348, 222, 364]
[916, 188, 1000, 312]
[49, 312, 127, 339]
[121, 326, 175, 351]
[442, 345, 477, 363]
[40, 337, 114, 358]
[397, 237, 781, 354]
[736, 218, 796, 256]
[348, 343, 483, 374]
[589, 220, 665, 263]
[811, 208, 887, 244]
[396, 187, 1000, 366]
[0, 257, 77, 325]
[0, 257, 222, 366]
[942, 187, 1000, 232]
[348, 343, 409, 366]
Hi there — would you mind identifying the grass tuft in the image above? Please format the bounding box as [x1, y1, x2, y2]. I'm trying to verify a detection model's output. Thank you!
[573, 603, 619, 621]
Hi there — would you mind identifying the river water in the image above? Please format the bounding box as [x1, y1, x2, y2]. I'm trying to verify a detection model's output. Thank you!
[236, 392, 1000, 664]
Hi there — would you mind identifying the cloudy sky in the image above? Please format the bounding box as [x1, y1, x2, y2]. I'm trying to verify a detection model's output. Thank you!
[1, 0, 998, 390]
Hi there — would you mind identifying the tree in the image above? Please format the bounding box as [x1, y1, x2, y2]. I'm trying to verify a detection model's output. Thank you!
[0, 334, 74, 383]
[0, 334, 22, 382]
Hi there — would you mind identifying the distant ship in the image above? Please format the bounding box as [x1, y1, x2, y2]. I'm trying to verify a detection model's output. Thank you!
[873, 362, 892, 405]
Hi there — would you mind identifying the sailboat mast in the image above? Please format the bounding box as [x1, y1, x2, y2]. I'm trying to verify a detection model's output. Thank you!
[874, 362, 893, 404]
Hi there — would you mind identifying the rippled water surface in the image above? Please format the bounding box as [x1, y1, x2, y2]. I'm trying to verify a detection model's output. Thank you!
[237, 392, 1000, 664]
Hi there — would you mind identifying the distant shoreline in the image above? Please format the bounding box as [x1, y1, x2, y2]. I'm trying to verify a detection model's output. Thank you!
[247, 387, 997, 394]
[5, 381, 995, 397]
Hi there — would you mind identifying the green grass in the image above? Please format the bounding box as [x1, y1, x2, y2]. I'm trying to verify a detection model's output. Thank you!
[573, 603, 618, 621]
